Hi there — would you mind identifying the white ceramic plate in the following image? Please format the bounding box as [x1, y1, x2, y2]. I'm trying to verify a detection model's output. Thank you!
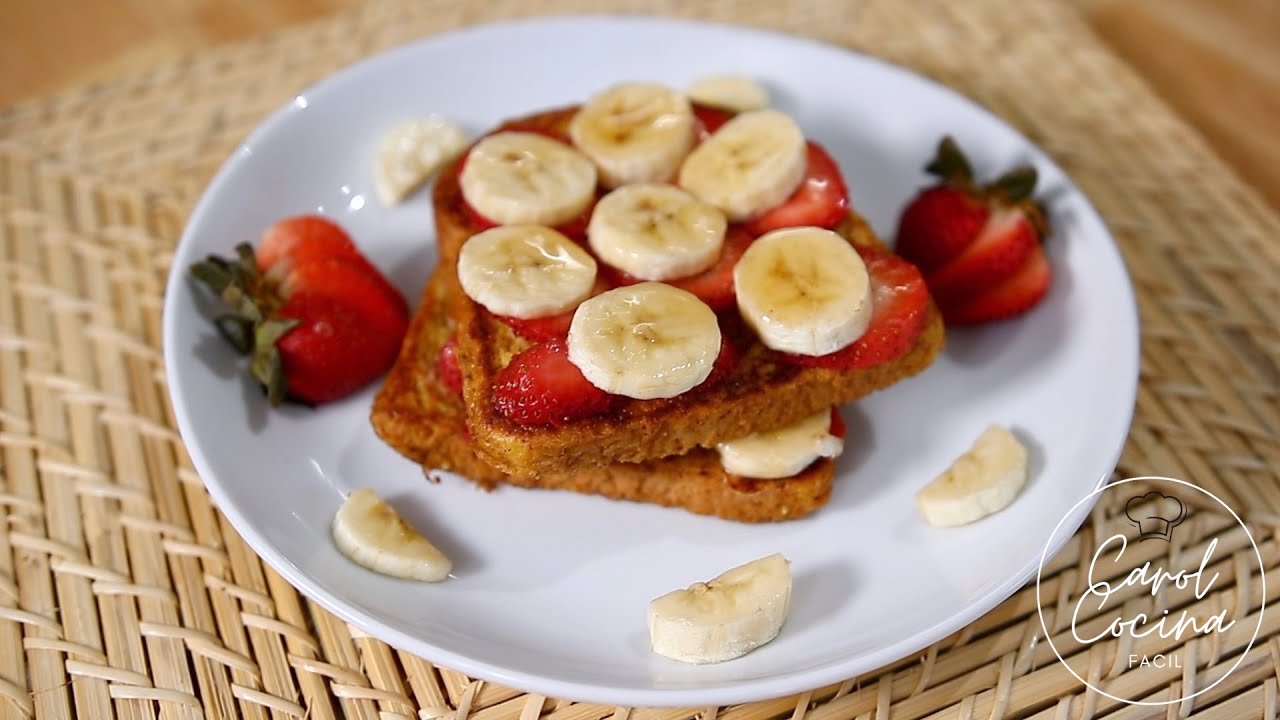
[163, 16, 1139, 707]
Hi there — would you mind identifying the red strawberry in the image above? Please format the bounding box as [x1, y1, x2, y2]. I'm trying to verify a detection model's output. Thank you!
[742, 142, 850, 236]
[894, 136, 1050, 324]
[491, 339, 614, 426]
[438, 334, 463, 397]
[256, 215, 359, 271]
[943, 246, 1051, 325]
[191, 232, 409, 405]
[783, 247, 930, 370]
[495, 277, 610, 341]
[924, 208, 1036, 307]
[829, 407, 846, 439]
[894, 186, 989, 273]
[700, 336, 740, 389]
[665, 226, 754, 312]
[692, 103, 734, 140]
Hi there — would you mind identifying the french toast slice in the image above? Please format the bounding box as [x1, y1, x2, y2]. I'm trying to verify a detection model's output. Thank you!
[436, 106, 946, 475]
[370, 265, 837, 523]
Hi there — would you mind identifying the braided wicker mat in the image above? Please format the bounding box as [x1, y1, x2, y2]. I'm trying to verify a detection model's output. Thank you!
[1, 0, 1279, 717]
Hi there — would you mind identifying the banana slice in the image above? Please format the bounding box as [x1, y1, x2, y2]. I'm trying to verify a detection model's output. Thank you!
[374, 116, 469, 206]
[459, 131, 597, 226]
[648, 553, 792, 664]
[677, 109, 806, 221]
[567, 282, 720, 400]
[718, 410, 843, 479]
[915, 425, 1029, 527]
[457, 225, 598, 319]
[734, 227, 872, 356]
[332, 488, 452, 582]
[587, 183, 727, 281]
[569, 82, 696, 188]
[686, 74, 770, 112]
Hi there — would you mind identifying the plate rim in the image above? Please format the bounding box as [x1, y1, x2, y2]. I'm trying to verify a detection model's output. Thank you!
[162, 13, 1140, 707]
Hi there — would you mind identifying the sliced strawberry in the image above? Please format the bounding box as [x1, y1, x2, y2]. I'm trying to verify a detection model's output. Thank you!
[700, 336, 740, 388]
[271, 292, 404, 404]
[491, 339, 614, 426]
[924, 208, 1036, 307]
[693, 103, 734, 140]
[783, 247, 930, 370]
[665, 226, 754, 312]
[438, 334, 463, 397]
[256, 215, 359, 271]
[829, 407, 846, 438]
[943, 246, 1051, 325]
[894, 186, 990, 273]
[495, 277, 609, 342]
[741, 142, 850, 236]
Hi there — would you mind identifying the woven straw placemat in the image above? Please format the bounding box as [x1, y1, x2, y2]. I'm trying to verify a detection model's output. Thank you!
[1, 0, 1278, 718]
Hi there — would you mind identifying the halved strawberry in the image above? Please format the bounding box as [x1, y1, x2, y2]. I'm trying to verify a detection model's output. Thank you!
[943, 246, 1051, 325]
[438, 334, 463, 397]
[741, 142, 850, 236]
[924, 208, 1036, 307]
[256, 215, 359, 271]
[491, 338, 614, 426]
[894, 186, 989, 273]
[783, 247, 930, 370]
[692, 103, 734, 140]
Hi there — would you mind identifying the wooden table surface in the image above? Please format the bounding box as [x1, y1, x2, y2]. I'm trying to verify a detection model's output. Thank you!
[1, 0, 1276, 208]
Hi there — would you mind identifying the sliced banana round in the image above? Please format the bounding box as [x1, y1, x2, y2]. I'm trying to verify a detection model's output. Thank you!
[569, 82, 696, 188]
[567, 282, 720, 400]
[459, 131, 597, 226]
[718, 409, 843, 479]
[457, 225, 597, 319]
[332, 488, 452, 582]
[915, 425, 1029, 527]
[648, 553, 792, 664]
[587, 183, 727, 281]
[734, 227, 872, 356]
[374, 116, 469, 206]
[686, 74, 770, 112]
[677, 109, 806, 221]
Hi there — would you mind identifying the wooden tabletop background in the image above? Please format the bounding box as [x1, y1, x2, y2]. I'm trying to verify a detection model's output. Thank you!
[1, 0, 1276, 208]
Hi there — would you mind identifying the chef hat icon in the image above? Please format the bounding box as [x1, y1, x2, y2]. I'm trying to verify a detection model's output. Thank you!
[1125, 491, 1186, 541]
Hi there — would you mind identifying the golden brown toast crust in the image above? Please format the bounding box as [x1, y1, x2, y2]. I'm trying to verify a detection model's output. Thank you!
[370, 266, 836, 523]
[434, 106, 946, 475]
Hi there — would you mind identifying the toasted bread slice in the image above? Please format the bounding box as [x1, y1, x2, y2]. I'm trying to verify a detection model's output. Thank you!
[370, 265, 837, 523]
[435, 106, 946, 475]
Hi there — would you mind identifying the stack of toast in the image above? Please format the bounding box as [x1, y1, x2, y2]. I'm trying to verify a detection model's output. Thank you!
[371, 103, 945, 523]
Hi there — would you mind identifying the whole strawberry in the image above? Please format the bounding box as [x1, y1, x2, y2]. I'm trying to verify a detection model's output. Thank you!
[191, 217, 409, 405]
[895, 137, 1051, 325]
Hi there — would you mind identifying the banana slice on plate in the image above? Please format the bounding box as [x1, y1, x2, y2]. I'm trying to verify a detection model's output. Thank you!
[459, 131, 597, 226]
[567, 282, 720, 400]
[734, 227, 873, 356]
[332, 488, 452, 582]
[374, 116, 469, 206]
[569, 82, 696, 188]
[686, 74, 770, 112]
[677, 108, 806, 221]
[648, 553, 792, 664]
[915, 425, 1030, 527]
[587, 183, 727, 281]
[718, 409, 843, 479]
[457, 225, 598, 318]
